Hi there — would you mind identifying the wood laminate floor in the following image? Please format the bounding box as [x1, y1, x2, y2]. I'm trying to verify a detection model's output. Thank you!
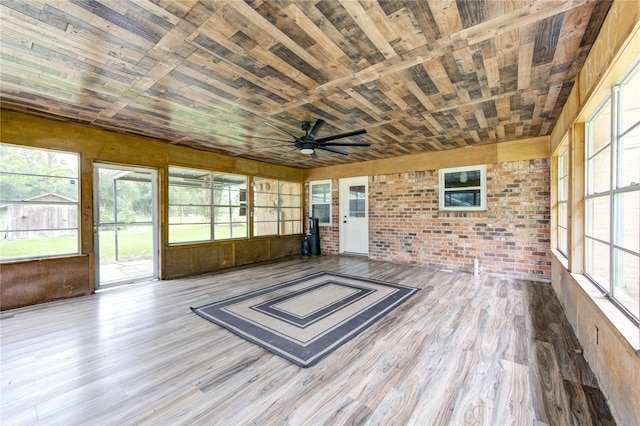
[1, 255, 615, 425]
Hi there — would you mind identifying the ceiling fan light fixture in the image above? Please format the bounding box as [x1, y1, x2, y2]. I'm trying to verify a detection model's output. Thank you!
[300, 140, 315, 154]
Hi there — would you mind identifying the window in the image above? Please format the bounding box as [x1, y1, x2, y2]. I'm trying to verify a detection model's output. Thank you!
[310, 180, 331, 225]
[253, 177, 301, 236]
[0, 144, 80, 260]
[349, 185, 366, 217]
[213, 173, 247, 240]
[439, 165, 487, 211]
[585, 58, 640, 322]
[168, 167, 247, 244]
[557, 145, 569, 256]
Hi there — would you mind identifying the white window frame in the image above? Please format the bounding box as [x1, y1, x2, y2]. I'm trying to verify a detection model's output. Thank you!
[557, 145, 569, 257]
[439, 165, 487, 211]
[0, 144, 80, 260]
[309, 180, 332, 226]
[585, 57, 640, 323]
[253, 177, 302, 237]
[168, 166, 248, 244]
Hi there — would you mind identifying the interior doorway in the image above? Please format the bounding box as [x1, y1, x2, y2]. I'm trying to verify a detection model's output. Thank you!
[339, 176, 369, 255]
[93, 164, 159, 288]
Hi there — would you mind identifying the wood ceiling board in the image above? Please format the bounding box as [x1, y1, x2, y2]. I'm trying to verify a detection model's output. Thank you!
[0, 0, 612, 169]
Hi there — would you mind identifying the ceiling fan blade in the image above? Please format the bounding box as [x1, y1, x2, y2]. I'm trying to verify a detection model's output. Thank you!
[315, 128, 367, 143]
[311, 151, 318, 159]
[309, 119, 326, 138]
[320, 141, 371, 147]
[317, 146, 349, 155]
[239, 134, 291, 142]
[263, 121, 298, 139]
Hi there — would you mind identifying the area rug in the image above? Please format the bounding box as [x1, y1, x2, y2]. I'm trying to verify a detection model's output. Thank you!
[191, 271, 419, 368]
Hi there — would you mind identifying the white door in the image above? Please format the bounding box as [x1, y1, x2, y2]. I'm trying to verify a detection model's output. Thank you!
[339, 176, 369, 255]
[93, 164, 159, 288]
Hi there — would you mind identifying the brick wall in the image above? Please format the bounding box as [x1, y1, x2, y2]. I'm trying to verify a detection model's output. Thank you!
[306, 158, 551, 281]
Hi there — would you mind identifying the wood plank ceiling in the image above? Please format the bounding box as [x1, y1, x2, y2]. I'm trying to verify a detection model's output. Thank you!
[0, 0, 611, 168]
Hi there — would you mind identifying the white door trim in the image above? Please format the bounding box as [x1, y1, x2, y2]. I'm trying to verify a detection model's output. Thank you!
[339, 176, 369, 255]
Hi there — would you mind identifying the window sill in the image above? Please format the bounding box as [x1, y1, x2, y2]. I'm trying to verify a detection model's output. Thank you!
[573, 272, 639, 353]
[550, 250, 639, 354]
[0, 253, 85, 264]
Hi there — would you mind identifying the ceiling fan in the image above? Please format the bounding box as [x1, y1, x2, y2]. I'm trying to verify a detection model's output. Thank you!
[246, 119, 369, 159]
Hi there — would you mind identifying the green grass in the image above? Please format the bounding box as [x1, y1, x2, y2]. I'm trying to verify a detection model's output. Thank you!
[0, 234, 79, 259]
[0, 224, 248, 261]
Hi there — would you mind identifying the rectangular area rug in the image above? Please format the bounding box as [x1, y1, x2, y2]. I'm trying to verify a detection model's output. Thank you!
[191, 271, 419, 368]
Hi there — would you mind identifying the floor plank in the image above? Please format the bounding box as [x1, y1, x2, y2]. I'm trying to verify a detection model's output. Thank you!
[0, 255, 615, 425]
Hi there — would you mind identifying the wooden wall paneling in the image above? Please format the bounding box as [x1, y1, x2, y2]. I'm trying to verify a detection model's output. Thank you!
[0, 256, 91, 310]
[164, 243, 234, 280]
[234, 239, 270, 267]
[304, 136, 550, 181]
[551, 0, 640, 148]
[270, 235, 305, 260]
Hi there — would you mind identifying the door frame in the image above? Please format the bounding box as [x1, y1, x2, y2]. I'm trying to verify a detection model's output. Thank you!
[339, 176, 369, 255]
[93, 163, 159, 289]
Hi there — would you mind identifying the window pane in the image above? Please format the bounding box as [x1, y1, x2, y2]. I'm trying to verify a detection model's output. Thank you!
[98, 223, 153, 263]
[253, 178, 301, 236]
[281, 220, 302, 235]
[213, 207, 232, 224]
[620, 64, 640, 134]
[312, 204, 330, 223]
[444, 189, 482, 207]
[0, 144, 80, 259]
[254, 178, 277, 194]
[619, 127, 640, 188]
[213, 224, 232, 240]
[586, 196, 610, 242]
[613, 249, 639, 319]
[588, 99, 611, 154]
[444, 170, 481, 188]
[168, 160, 212, 246]
[213, 188, 231, 205]
[254, 206, 278, 222]
[168, 206, 210, 224]
[558, 202, 568, 228]
[0, 174, 79, 202]
[558, 226, 568, 256]
[169, 224, 210, 244]
[281, 182, 301, 196]
[587, 148, 611, 194]
[349, 199, 365, 217]
[230, 224, 247, 239]
[440, 166, 486, 211]
[254, 221, 277, 236]
[558, 176, 567, 201]
[349, 185, 366, 217]
[281, 207, 301, 220]
[169, 185, 211, 205]
[0, 230, 78, 259]
[213, 173, 246, 240]
[615, 191, 639, 253]
[0, 145, 78, 176]
[279, 194, 299, 207]
[312, 183, 330, 203]
[585, 238, 610, 288]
